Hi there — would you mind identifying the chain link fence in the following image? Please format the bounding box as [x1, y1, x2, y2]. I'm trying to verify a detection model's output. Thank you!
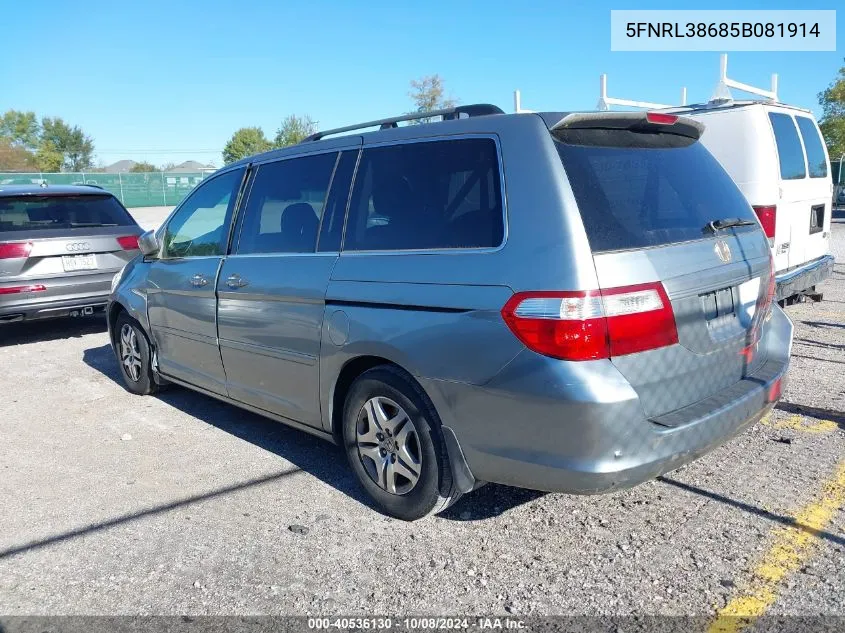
[0, 172, 208, 208]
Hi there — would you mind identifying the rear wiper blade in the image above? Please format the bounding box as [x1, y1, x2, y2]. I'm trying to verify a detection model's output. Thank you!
[704, 218, 757, 232]
[68, 222, 119, 227]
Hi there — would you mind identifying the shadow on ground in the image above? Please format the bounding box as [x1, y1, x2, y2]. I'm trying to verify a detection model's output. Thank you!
[0, 316, 106, 347]
[82, 343, 540, 522]
[776, 400, 845, 429]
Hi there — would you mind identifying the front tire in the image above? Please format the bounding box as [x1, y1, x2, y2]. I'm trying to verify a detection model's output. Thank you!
[342, 366, 461, 521]
[115, 312, 157, 396]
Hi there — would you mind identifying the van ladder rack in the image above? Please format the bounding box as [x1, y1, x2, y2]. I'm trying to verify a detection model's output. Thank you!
[301, 104, 505, 142]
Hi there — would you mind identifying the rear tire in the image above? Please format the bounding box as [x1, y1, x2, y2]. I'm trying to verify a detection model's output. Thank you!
[115, 312, 157, 396]
[342, 366, 461, 521]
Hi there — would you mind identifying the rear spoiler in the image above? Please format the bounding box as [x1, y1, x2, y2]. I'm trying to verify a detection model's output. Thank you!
[549, 112, 704, 141]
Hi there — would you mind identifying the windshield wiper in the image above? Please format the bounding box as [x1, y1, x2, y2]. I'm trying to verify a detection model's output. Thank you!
[704, 218, 757, 233]
[68, 222, 119, 227]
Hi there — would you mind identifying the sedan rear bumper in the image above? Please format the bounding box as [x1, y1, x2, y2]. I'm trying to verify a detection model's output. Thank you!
[775, 254, 834, 301]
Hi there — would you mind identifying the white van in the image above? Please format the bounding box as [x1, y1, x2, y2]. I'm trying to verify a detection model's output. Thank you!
[673, 101, 835, 303]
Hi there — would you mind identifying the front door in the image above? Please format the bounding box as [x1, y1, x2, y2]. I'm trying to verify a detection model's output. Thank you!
[217, 147, 358, 427]
[146, 167, 246, 395]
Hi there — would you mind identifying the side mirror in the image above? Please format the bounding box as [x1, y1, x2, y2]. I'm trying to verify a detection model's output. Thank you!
[138, 230, 160, 257]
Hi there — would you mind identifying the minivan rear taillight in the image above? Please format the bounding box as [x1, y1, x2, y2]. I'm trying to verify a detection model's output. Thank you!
[0, 242, 32, 259]
[752, 205, 777, 240]
[501, 282, 678, 361]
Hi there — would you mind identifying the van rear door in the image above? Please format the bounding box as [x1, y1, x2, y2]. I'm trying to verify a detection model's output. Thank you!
[553, 113, 773, 419]
[767, 109, 832, 270]
[793, 114, 832, 263]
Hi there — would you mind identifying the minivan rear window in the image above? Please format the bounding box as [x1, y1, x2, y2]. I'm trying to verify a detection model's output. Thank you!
[555, 137, 757, 253]
[795, 116, 828, 178]
[768, 113, 806, 180]
[0, 195, 134, 231]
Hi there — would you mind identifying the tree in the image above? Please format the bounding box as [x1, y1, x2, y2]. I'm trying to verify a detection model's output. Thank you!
[819, 59, 845, 159]
[130, 161, 158, 172]
[0, 138, 37, 170]
[223, 127, 272, 164]
[0, 110, 40, 149]
[40, 117, 94, 171]
[34, 141, 63, 172]
[408, 75, 457, 123]
[273, 115, 317, 148]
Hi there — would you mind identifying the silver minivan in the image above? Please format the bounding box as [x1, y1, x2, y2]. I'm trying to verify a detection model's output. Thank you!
[109, 106, 793, 520]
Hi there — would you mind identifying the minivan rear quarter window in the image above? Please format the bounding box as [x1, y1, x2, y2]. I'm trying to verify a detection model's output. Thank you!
[555, 134, 757, 253]
[344, 138, 503, 251]
[0, 194, 133, 231]
[769, 113, 806, 180]
[795, 116, 828, 178]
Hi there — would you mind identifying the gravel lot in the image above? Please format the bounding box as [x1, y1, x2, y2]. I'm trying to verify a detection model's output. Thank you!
[0, 208, 843, 621]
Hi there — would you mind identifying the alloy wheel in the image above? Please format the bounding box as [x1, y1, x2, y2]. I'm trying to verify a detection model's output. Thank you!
[356, 396, 422, 495]
[119, 323, 143, 382]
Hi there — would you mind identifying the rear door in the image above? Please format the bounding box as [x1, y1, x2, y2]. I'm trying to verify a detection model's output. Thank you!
[767, 110, 831, 270]
[793, 114, 832, 263]
[555, 121, 772, 418]
[146, 167, 246, 395]
[216, 147, 357, 426]
[0, 194, 140, 314]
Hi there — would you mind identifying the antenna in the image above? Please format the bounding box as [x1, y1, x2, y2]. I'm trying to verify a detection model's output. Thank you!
[597, 74, 680, 111]
[712, 53, 778, 102]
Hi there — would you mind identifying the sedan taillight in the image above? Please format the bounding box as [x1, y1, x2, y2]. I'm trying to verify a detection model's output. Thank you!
[116, 235, 140, 250]
[0, 242, 33, 259]
[0, 285, 46, 295]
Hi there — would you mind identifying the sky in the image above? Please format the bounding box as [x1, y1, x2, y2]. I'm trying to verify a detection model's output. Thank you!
[1, 0, 842, 168]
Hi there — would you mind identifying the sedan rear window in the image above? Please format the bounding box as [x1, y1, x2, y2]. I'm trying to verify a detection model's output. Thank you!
[556, 136, 757, 253]
[0, 195, 134, 231]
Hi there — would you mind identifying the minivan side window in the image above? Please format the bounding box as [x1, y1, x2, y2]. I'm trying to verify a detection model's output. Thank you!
[343, 138, 503, 251]
[161, 168, 245, 258]
[236, 153, 338, 255]
[769, 113, 806, 180]
[795, 116, 828, 179]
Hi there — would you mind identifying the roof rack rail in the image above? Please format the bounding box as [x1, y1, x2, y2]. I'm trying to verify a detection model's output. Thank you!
[712, 53, 778, 103]
[593, 54, 778, 112]
[301, 103, 505, 142]
[597, 73, 686, 111]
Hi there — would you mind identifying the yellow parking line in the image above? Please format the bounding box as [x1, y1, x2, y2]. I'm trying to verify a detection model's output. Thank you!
[707, 460, 845, 633]
[761, 414, 838, 434]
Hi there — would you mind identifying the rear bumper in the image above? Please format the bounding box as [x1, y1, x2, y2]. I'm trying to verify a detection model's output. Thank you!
[0, 272, 113, 323]
[775, 254, 834, 301]
[0, 294, 109, 323]
[422, 305, 793, 494]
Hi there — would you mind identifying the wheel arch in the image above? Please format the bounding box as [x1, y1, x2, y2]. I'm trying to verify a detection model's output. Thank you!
[328, 354, 477, 493]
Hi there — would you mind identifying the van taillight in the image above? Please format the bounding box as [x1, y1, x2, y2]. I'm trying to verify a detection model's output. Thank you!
[501, 282, 678, 361]
[117, 235, 140, 250]
[752, 205, 777, 240]
[0, 242, 32, 259]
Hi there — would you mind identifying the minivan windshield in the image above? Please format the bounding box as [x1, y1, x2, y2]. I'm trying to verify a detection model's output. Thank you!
[0, 195, 134, 231]
[555, 136, 758, 252]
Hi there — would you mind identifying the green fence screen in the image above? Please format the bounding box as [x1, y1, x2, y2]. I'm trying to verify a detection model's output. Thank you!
[0, 172, 207, 208]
